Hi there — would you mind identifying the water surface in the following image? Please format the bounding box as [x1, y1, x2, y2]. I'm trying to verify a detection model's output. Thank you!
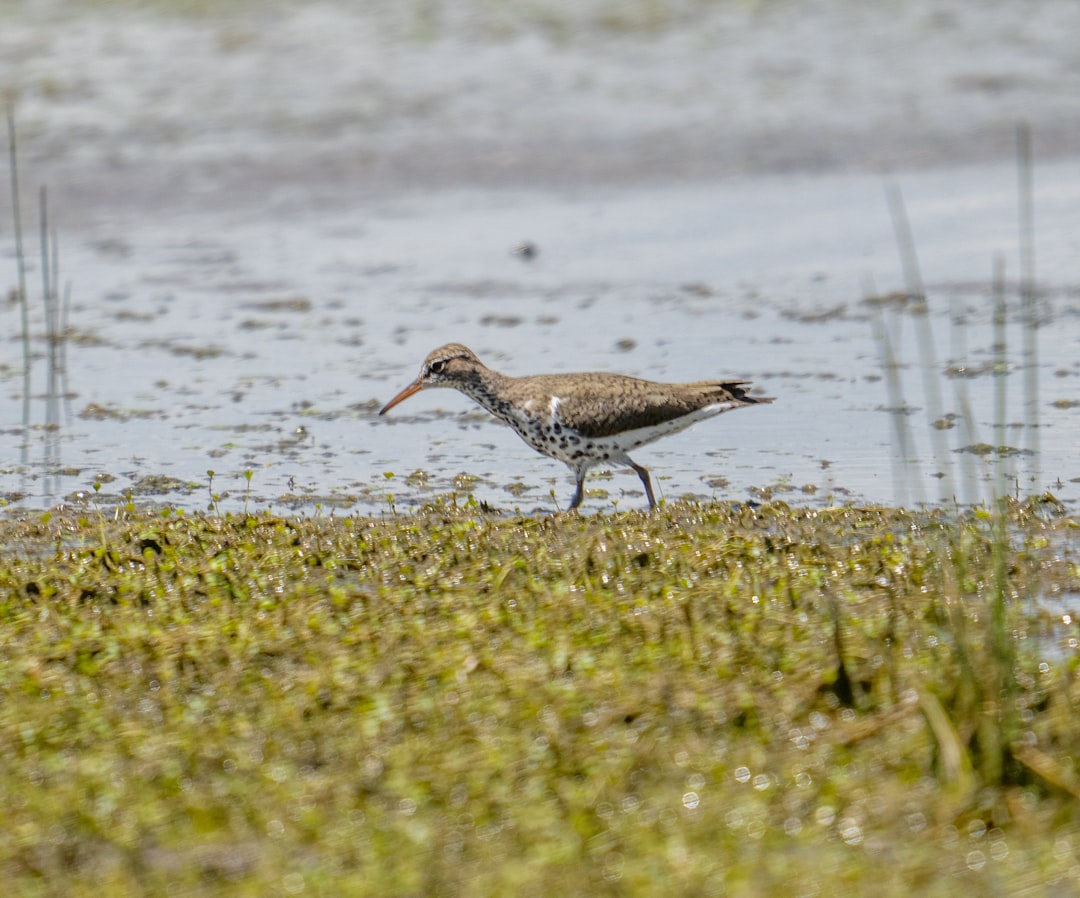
[2, 1, 1078, 514]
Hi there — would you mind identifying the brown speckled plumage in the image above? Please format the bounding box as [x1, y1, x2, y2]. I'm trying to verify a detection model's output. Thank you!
[379, 343, 774, 510]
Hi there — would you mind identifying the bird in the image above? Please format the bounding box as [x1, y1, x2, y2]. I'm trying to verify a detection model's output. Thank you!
[378, 343, 773, 510]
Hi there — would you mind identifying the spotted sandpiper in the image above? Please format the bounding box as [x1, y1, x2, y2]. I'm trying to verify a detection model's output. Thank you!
[379, 343, 773, 510]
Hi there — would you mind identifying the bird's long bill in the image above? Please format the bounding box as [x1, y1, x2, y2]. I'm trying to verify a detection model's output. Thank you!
[379, 380, 424, 415]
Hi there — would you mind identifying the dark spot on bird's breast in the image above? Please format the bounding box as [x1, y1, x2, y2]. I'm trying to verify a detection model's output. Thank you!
[553, 423, 562, 434]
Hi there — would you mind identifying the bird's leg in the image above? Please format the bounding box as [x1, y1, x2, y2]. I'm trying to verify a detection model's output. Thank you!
[626, 459, 656, 509]
[568, 475, 585, 511]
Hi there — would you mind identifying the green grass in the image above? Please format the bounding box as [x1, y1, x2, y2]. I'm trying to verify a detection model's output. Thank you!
[1, 497, 1079, 895]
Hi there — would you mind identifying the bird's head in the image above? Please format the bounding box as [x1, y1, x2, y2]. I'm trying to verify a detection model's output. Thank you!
[379, 343, 486, 414]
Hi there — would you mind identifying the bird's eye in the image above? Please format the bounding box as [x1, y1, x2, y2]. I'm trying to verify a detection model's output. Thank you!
[429, 360, 446, 375]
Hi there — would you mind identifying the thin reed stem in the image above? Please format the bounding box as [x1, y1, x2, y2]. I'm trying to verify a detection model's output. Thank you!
[947, 296, 979, 503]
[40, 185, 50, 305]
[1017, 124, 1038, 479]
[867, 285, 919, 506]
[884, 180, 953, 501]
[990, 253, 1015, 771]
[6, 106, 29, 364]
[992, 254, 1008, 492]
[7, 104, 31, 466]
[60, 280, 73, 420]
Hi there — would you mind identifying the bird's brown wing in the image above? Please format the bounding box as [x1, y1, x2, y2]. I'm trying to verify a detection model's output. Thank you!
[530, 374, 770, 439]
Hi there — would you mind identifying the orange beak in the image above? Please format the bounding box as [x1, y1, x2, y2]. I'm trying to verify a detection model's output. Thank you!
[379, 380, 424, 415]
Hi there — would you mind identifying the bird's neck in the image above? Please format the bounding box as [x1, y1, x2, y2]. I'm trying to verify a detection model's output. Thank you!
[455, 369, 514, 418]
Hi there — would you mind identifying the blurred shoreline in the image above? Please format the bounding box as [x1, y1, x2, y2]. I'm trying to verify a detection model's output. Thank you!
[2, 1, 1078, 223]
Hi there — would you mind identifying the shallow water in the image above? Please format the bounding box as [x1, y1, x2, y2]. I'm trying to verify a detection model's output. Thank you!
[4, 162, 1078, 514]
[2, 2, 1079, 514]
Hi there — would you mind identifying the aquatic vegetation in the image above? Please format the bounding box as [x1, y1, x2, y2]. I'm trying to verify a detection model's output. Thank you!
[1, 498, 1078, 894]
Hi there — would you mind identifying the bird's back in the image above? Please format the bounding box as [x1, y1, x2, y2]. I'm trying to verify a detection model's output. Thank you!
[506, 372, 772, 440]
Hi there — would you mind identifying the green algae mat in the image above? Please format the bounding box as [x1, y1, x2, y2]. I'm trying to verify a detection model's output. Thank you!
[2, 498, 1079, 896]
